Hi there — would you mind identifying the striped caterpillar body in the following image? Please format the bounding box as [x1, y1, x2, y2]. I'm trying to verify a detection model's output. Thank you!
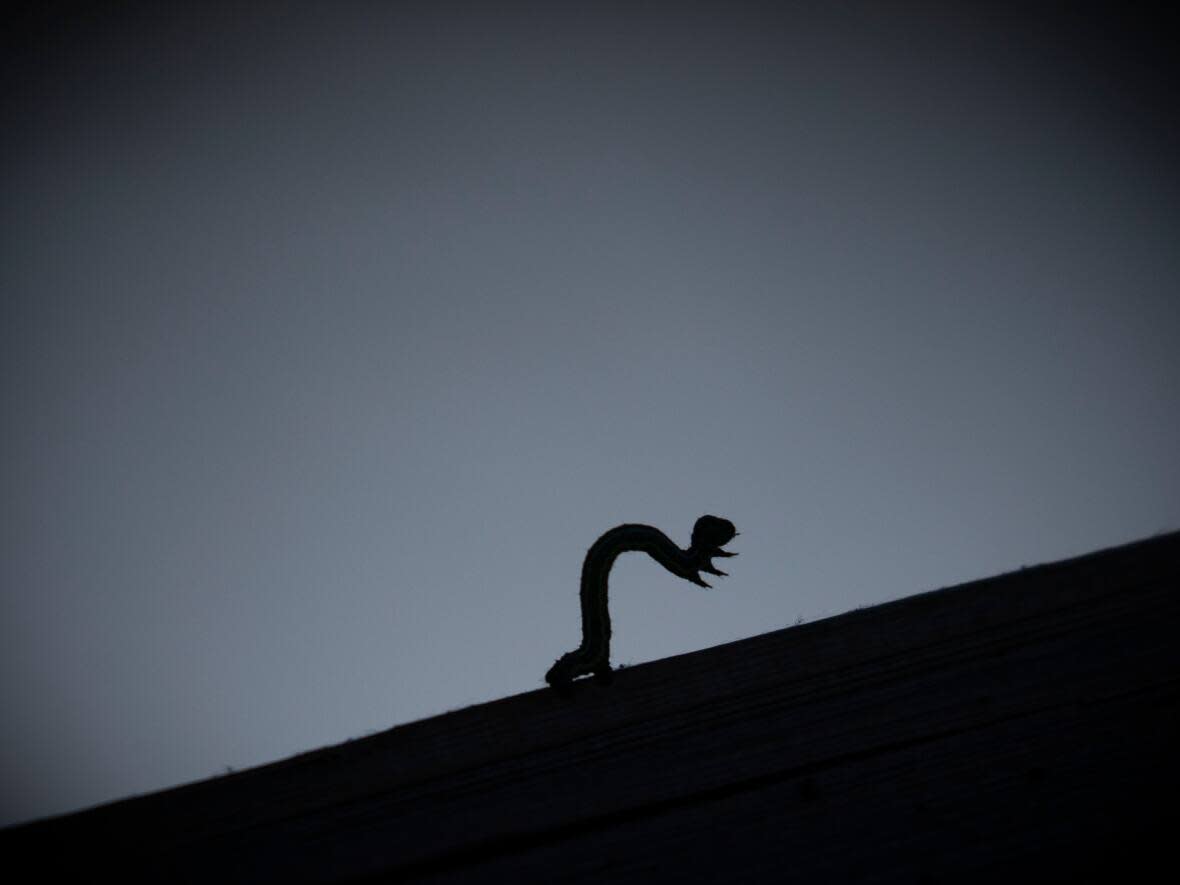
[545, 515, 738, 689]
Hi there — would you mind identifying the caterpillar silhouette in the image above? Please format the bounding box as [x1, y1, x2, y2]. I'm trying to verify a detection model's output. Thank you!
[545, 515, 738, 689]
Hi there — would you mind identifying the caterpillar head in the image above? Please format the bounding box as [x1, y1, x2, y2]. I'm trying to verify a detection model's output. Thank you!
[689, 514, 738, 587]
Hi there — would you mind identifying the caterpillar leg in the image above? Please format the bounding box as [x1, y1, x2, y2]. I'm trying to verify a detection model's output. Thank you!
[545, 647, 612, 690]
[545, 656, 574, 689]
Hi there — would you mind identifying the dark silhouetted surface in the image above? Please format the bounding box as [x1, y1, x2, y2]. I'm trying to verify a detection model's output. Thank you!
[4, 532, 1177, 882]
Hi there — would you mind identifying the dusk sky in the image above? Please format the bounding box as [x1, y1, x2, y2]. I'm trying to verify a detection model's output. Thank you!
[3, 2, 1177, 827]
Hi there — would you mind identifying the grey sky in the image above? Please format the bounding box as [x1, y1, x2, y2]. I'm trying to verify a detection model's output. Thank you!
[3, 2, 1178, 827]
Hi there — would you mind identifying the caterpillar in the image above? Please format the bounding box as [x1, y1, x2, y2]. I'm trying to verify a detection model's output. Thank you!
[545, 515, 738, 689]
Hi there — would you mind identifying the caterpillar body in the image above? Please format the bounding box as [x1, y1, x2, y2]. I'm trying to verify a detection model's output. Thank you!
[545, 515, 738, 689]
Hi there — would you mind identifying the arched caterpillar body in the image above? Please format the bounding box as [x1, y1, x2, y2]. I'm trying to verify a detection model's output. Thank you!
[545, 515, 738, 689]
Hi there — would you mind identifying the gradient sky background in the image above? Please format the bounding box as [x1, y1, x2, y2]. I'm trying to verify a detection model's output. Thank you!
[3, 2, 1178, 827]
